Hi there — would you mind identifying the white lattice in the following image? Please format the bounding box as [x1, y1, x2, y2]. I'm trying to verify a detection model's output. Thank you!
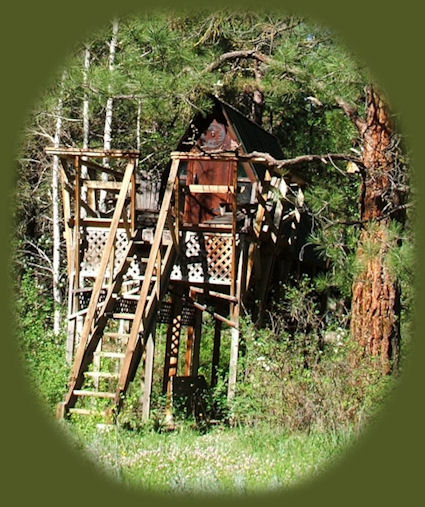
[170, 231, 233, 284]
[80, 227, 140, 281]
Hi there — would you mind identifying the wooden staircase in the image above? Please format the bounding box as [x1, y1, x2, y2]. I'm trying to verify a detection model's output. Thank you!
[57, 157, 181, 420]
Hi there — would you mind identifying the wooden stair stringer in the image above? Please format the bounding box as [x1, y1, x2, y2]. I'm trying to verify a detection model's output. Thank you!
[114, 158, 181, 409]
[63, 234, 138, 412]
[116, 241, 177, 407]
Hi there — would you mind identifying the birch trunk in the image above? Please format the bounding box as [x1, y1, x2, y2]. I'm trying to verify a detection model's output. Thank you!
[52, 72, 66, 335]
[100, 18, 119, 212]
[81, 46, 90, 217]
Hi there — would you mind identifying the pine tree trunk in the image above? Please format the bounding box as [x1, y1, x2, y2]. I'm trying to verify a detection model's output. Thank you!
[350, 86, 403, 373]
[252, 59, 264, 126]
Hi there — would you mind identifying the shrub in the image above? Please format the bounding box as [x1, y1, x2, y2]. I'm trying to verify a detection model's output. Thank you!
[15, 270, 69, 411]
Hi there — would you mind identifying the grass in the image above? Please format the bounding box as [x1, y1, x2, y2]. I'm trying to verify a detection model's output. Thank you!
[61, 420, 356, 495]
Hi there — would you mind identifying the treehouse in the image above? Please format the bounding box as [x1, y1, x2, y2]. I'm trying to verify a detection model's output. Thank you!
[46, 96, 305, 423]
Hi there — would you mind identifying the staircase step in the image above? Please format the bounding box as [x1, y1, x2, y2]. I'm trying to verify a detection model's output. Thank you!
[73, 390, 116, 399]
[96, 351, 125, 359]
[120, 294, 140, 301]
[104, 332, 130, 339]
[84, 371, 119, 379]
[126, 257, 149, 263]
[112, 313, 135, 320]
[69, 408, 110, 417]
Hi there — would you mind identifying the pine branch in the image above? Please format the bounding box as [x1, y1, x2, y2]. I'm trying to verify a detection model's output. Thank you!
[238, 150, 362, 171]
[335, 96, 366, 135]
[204, 49, 271, 72]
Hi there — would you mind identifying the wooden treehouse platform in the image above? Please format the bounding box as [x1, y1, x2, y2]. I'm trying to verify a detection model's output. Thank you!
[46, 98, 304, 424]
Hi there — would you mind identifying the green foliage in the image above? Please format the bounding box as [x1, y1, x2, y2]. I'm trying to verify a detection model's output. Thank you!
[15, 271, 69, 410]
[229, 317, 393, 432]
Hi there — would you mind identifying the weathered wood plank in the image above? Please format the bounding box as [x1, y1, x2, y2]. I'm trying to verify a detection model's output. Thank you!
[188, 184, 235, 193]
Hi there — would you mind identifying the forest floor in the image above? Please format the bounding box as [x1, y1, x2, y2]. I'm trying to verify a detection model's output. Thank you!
[61, 420, 356, 494]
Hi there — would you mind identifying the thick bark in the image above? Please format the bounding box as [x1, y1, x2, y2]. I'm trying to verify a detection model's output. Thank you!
[349, 86, 403, 372]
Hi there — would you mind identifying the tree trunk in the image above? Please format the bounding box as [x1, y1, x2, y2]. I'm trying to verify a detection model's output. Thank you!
[100, 19, 119, 212]
[81, 45, 90, 213]
[350, 86, 404, 373]
[52, 72, 66, 336]
[252, 59, 264, 126]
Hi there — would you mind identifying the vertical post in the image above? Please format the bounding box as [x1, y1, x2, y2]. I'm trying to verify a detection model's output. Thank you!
[130, 164, 136, 234]
[184, 289, 197, 376]
[228, 159, 239, 400]
[210, 310, 223, 387]
[227, 247, 244, 402]
[65, 271, 76, 364]
[174, 174, 180, 239]
[73, 156, 82, 345]
[141, 321, 156, 422]
[184, 328, 194, 377]
[190, 307, 203, 377]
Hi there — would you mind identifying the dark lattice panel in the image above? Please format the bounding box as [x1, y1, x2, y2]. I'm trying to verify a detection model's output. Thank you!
[157, 301, 196, 326]
[77, 288, 107, 308]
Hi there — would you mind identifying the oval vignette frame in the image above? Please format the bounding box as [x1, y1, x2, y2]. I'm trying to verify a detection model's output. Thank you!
[1, 1, 423, 507]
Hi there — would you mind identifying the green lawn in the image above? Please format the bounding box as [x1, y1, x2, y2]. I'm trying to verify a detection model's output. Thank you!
[63, 421, 356, 494]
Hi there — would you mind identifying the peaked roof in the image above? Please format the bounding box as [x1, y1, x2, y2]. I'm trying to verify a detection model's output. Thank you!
[173, 95, 305, 185]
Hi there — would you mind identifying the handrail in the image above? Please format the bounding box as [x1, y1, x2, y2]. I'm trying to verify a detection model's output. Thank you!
[67, 160, 135, 385]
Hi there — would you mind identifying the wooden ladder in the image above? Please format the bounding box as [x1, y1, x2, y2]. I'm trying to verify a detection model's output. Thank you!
[58, 158, 181, 420]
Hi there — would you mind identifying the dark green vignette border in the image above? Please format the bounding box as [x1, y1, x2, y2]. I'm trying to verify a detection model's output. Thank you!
[1, 1, 423, 506]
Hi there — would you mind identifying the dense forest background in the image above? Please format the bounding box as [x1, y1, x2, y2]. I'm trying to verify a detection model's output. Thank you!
[13, 12, 414, 485]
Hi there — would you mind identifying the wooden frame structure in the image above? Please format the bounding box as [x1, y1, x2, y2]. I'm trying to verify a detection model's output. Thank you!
[46, 107, 304, 424]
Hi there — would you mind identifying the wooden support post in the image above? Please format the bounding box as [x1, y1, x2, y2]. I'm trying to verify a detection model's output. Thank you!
[130, 169, 136, 234]
[184, 289, 198, 376]
[191, 307, 203, 378]
[227, 246, 244, 402]
[227, 307, 240, 402]
[65, 272, 76, 364]
[141, 321, 156, 422]
[211, 309, 223, 388]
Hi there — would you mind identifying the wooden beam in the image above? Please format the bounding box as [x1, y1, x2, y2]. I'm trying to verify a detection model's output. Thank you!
[45, 147, 139, 159]
[171, 151, 238, 162]
[82, 180, 123, 190]
[68, 218, 128, 229]
[188, 286, 237, 303]
[181, 223, 232, 233]
[211, 316, 222, 388]
[188, 184, 235, 193]
[141, 324, 156, 422]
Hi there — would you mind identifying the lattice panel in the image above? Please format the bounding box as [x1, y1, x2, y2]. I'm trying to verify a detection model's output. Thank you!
[158, 301, 196, 326]
[80, 227, 141, 281]
[170, 231, 233, 284]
